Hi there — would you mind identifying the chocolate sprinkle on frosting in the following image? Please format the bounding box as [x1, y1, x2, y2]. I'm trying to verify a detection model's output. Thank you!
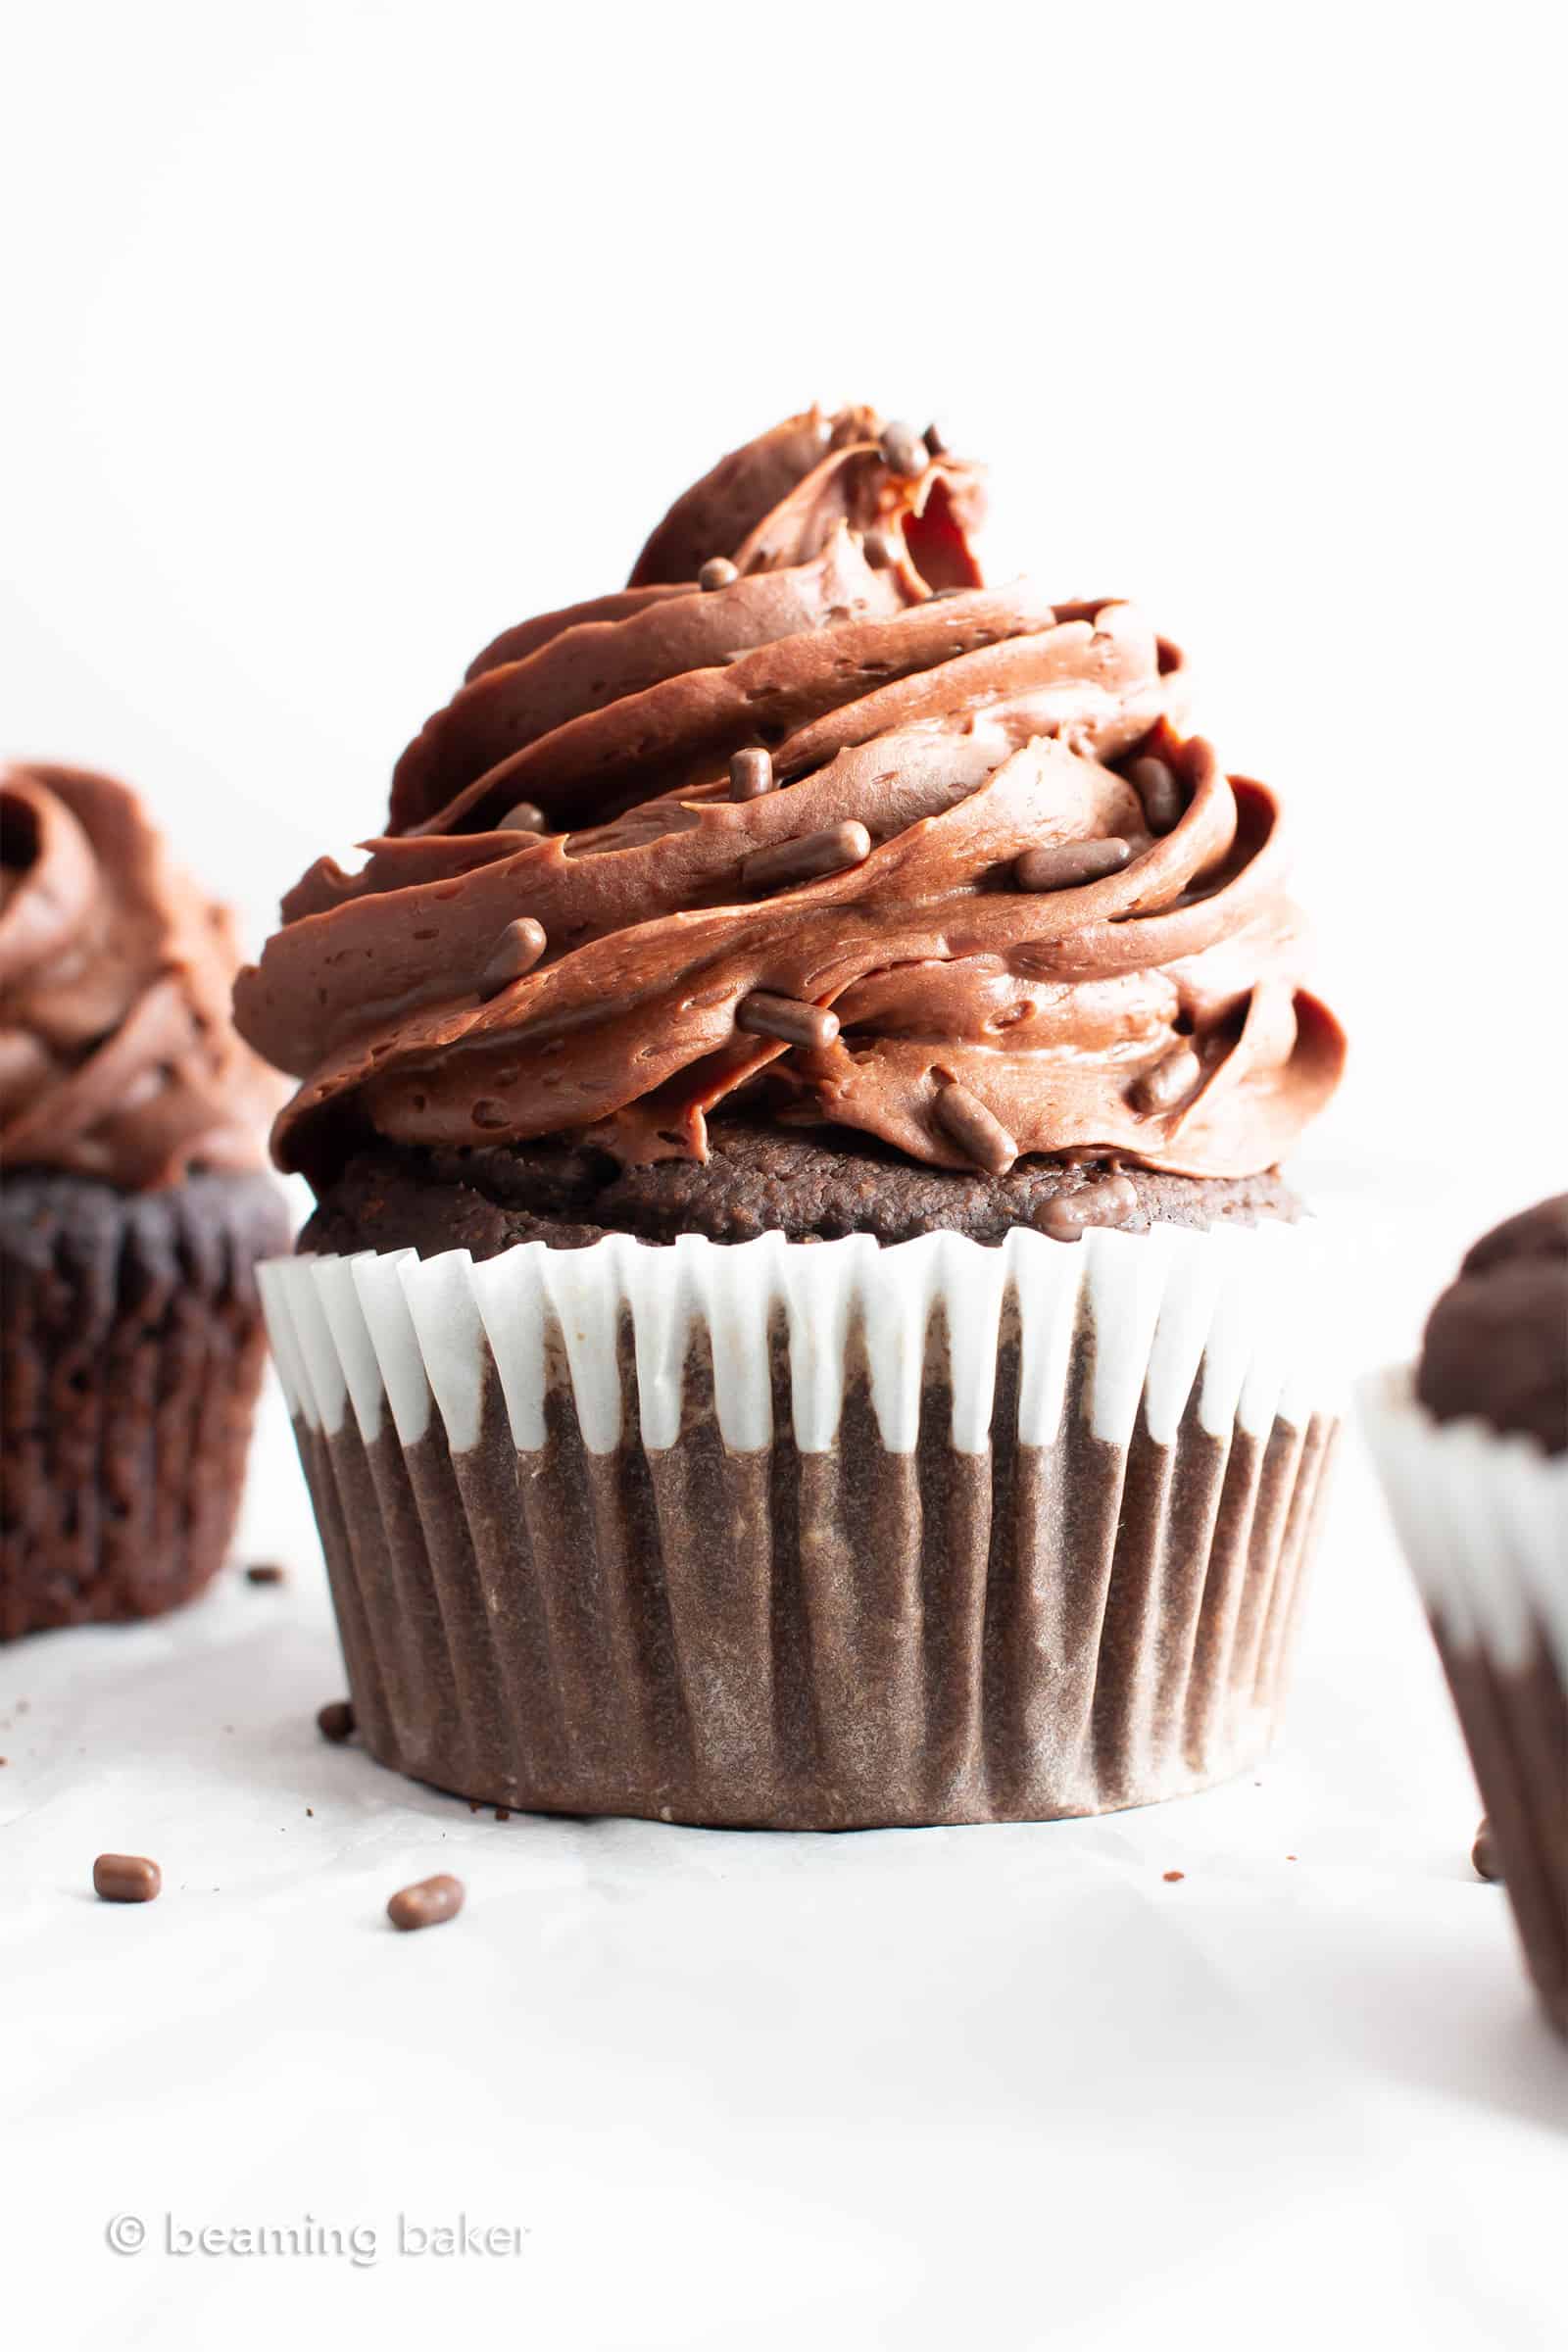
[740, 820, 871, 895]
[499, 798, 548, 835]
[934, 1080, 1018, 1176]
[879, 419, 929, 478]
[736, 991, 840, 1052]
[1128, 755, 1184, 836]
[728, 747, 774, 802]
[1131, 1045, 1203, 1115]
[477, 917, 548, 998]
[1014, 837, 1132, 892]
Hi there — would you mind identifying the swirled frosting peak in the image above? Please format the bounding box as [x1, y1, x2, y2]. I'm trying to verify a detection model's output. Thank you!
[235, 406, 1346, 1190]
[0, 763, 278, 1187]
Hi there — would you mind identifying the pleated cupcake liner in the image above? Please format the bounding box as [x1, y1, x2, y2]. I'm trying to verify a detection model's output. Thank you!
[261, 1220, 1341, 1829]
[1, 1172, 286, 1638]
[1359, 1370, 1568, 2037]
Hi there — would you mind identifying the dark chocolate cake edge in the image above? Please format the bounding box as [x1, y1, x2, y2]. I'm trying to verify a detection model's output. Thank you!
[301, 1122, 1301, 1261]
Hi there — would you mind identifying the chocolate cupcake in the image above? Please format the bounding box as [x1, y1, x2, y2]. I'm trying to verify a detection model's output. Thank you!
[1361, 1199, 1567, 2038]
[240, 405, 1347, 1827]
[1, 764, 288, 1638]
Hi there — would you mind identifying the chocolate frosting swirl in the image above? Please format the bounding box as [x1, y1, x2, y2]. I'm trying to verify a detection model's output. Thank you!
[235, 406, 1345, 1190]
[1417, 1196, 1568, 1454]
[1, 763, 278, 1188]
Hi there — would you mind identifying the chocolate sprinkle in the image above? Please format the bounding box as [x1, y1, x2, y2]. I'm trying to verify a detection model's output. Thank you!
[1128, 756, 1183, 836]
[499, 799, 548, 835]
[477, 917, 547, 999]
[1015, 838, 1132, 893]
[741, 820, 870, 894]
[879, 420, 928, 478]
[729, 747, 774, 803]
[698, 557, 738, 592]
[1132, 1045, 1202, 1115]
[934, 1081, 1017, 1175]
[317, 1698, 356, 1743]
[387, 1873, 466, 1933]
[1079, 1172, 1139, 1228]
[93, 1854, 161, 1904]
[1034, 1166, 1133, 1242]
[736, 992, 840, 1053]
[244, 1561, 285, 1586]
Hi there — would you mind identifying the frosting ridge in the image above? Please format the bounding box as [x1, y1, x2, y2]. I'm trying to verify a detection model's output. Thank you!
[234, 407, 1345, 1190]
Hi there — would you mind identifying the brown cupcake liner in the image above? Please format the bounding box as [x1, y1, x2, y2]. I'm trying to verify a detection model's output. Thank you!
[1, 1170, 288, 1638]
[263, 1224, 1340, 1828]
[1435, 1634, 1567, 2037]
[1361, 1371, 1567, 2038]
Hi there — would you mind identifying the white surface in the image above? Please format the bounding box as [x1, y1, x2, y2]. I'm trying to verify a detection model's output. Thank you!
[3, 4, 1566, 2346]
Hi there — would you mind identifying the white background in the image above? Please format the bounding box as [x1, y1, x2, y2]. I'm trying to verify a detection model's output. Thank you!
[3, 5, 1564, 2348]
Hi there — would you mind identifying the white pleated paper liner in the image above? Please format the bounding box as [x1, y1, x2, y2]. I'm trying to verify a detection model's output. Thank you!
[1358, 1370, 1568, 1677]
[261, 1219, 1343, 1828]
[1359, 1369, 1567, 2036]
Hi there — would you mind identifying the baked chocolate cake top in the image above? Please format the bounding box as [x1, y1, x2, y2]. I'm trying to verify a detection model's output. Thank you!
[1416, 1195, 1568, 1455]
[234, 405, 1346, 1197]
[302, 1121, 1302, 1259]
[0, 764, 279, 1189]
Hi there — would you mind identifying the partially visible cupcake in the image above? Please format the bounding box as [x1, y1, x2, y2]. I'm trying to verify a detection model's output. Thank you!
[240, 405, 1348, 1828]
[1, 763, 288, 1637]
[1361, 1198, 1567, 2039]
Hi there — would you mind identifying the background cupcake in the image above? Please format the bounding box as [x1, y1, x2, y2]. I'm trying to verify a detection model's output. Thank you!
[1361, 1198, 1567, 2038]
[0, 763, 288, 1637]
[240, 407, 1347, 1828]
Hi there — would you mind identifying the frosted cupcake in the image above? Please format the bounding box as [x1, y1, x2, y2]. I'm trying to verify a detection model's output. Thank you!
[1361, 1198, 1566, 2037]
[238, 406, 1347, 1826]
[1, 764, 287, 1636]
